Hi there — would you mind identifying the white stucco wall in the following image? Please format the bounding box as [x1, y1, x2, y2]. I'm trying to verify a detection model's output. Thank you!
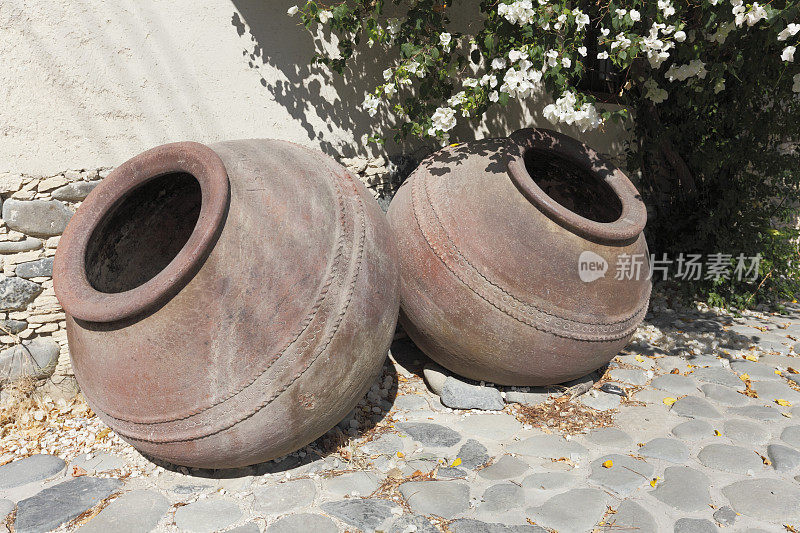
[0, 0, 630, 175]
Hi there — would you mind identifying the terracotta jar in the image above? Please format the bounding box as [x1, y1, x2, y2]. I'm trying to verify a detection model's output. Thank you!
[387, 128, 651, 386]
[53, 140, 399, 468]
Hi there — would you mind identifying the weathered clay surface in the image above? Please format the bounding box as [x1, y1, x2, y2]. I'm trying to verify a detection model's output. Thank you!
[53, 140, 399, 468]
[387, 129, 651, 385]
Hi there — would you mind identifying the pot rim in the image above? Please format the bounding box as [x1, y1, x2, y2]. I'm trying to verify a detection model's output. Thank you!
[53, 142, 230, 323]
[507, 128, 646, 243]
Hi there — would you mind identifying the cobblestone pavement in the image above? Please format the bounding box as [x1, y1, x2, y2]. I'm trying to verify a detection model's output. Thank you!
[1, 296, 800, 532]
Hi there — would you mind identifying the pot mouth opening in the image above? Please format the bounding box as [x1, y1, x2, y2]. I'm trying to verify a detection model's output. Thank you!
[507, 128, 647, 244]
[523, 148, 623, 224]
[85, 172, 202, 293]
[53, 142, 230, 323]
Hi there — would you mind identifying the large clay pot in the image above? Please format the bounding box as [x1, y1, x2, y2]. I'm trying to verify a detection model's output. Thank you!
[387, 128, 651, 386]
[53, 140, 399, 468]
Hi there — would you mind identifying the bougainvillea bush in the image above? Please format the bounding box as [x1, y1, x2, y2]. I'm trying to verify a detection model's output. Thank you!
[289, 0, 800, 307]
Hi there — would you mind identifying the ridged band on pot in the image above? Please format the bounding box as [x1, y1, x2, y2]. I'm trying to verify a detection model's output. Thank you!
[54, 140, 400, 469]
[387, 128, 651, 386]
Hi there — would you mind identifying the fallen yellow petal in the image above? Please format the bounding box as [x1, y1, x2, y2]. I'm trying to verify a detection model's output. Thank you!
[663, 397, 677, 406]
[775, 399, 792, 407]
[602, 459, 613, 468]
[739, 373, 751, 381]
[450, 458, 462, 467]
[745, 354, 759, 362]
[714, 430, 722, 436]
[397, 451, 405, 458]
[635, 354, 645, 363]
[775, 370, 783, 375]
[650, 477, 659, 487]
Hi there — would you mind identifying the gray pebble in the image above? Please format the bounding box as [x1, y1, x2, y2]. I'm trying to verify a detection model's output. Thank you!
[399, 480, 469, 518]
[605, 500, 656, 532]
[697, 444, 764, 474]
[267, 513, 338, 533]
[650, 466, 711, 512]
[521, 472, 575, 491]
[457, 439, 490, 468]
[674, 518, 717, 533]
[638, 438, 689, 463]
[722, 478, 800, 522]
[729, 360, 780, 381]
[450, 518, 545, 532]
[0, 454, 65, 489]
[320, 499, 397, 531]
[173, 499, 242, 533]
[586, 427, 632, 448]
[700, 383, 749, 406]
[691, 367, 745, 389]
[440, 377, 505, 411]
[671, 419, 713, 441]
[781, 425, 800, 448]
[77, 490, 169, 533]
[671, 395, 722, 418]
[651, 374, 698, 395]
[321, 471, 378, 497]
[477, 455, 529, 480]
[397, 422, 462, 447]
[526, 488, 609, 532]
[722, 419, 770, 444]
[254, 479, 316, 515]
[727, 405, 783, 421]
[608, 368, 649, 386]
[712, 506, 737, 526]
[767, 443, 800, 472]
[588, 454, 654, 496]
[507, 434, 588, 460]
[480, 483, 524, 513]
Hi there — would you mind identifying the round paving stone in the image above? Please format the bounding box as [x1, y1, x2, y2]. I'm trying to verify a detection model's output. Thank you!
[386, 515, 440, 533]
[650, 466, 711, 512]
[254, 479, 317, 515]
[728, 405, 783, 421]
[651, 374, 698, 395]
[671, 396, 722, 418]
[321, 471, 379, 497]
[712, 506, 737, 527]
[587, 427, 632, 448]
[697, 444, 764, 474]
[638, 438, 689, 463]
[700, 384, 750, 406]
[580, 391, 622, 411]
[440, 377, 505, 411]
[321, 499, 398, 531]
[588, 454, 654, 496]
[526, 488, 609, 532]
[671, 419, 714, 441]
[691, 367, 745, 390]
[77, 490, 169, 533]
[393, 394, 429, 410]
[173, 499, 242, 533]
[766, 443, 800, 472]
[722, 478, 800, 522]
[608, 369, 649, 386]
[397, 422, 462, 447]
[674, 518, 717, 533]
[0, 454, 65, 489]
[521, 472, 576, 491]
[480, 483, 525, 513]
[751, 380, 800, 403]
[450, 518, 545, 532]
[455, 414, 522, 441]
[730, 360, 780, 381]
[457, 439, 490, 469]
[0, 499, 13, 517]
[507, 434, 588, 460]
[399, 481, 469, 518]
[781, 425, 800, 448]
[605, 500, 657, 532]
[722, 419, 770, 444]
[478, 455, 529, 480]
[227, 525, 260, 533]
[267, 513, 338, 533]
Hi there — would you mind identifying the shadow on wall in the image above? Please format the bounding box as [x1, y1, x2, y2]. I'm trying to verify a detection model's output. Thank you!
[230, 0, 630, 164]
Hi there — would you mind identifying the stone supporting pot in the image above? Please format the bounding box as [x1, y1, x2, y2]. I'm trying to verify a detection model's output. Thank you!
[53, 140, 399, 468]
[387, 128, 651, 386]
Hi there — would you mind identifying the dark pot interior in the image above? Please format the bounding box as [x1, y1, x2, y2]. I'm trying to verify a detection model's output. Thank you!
[85, 173, 202, 293]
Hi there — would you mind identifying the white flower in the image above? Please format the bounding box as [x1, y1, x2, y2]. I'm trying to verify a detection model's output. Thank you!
[644, 79, 668, 103]
[658, 0, 676, 17]
[615, 9, 627, 19]
[562, 57, 572, 68]
[363, 94, 381, 117]
[793, 73, 800, 93]
[630, 10, 641, 22]
[574, 11, 590, 31]
[710, 0, 720, 5]
[545, 49, 559, 66]
[429, 106, 457, 136]
[492, 57, 507, 70]
[597, 51, 610, 60]
[578, 46, 587, 57]
[782, 46, 796, 62]
[480, 74, 498, 87]
[387, 18, 401, 37]
[542, 91, 602, 131]
[746, 3, 768, 26]
[714, 78, 725, 93]
[287, 5, 299, 16]
[600, 28, 610, 37]
[318, 10, 332, 24]
[440, 32, 452, 49]
[674, 30, 687, 42]
[384, 84, 397, 98]
[509, 49, 527, 63]
[498, 0, 536, 26]
[489, 90, 500, 102]
[463, 78, 479, 88]
[664, 59, 707, 81]
[448, 91, 467, 106]
[611, 33, 632, 50]
[383, 69, 393, 81]
[778, 24, 800, 41]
